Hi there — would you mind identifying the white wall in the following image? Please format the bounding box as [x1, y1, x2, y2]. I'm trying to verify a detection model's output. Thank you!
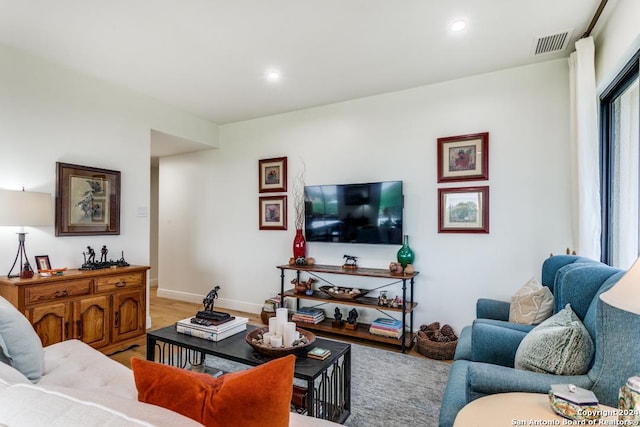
[158, 59, 573, 332]
[0, 43, 218, 326]
[594, 0, 640, 91]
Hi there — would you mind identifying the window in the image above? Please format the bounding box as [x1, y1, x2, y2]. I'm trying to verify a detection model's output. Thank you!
[600, 51, 640, 268]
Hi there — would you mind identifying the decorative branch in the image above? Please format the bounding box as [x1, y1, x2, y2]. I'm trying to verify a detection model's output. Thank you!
[293, 159, 306, 230]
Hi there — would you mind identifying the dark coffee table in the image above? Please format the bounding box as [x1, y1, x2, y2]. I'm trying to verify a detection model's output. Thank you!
[146, 324, 351, 423]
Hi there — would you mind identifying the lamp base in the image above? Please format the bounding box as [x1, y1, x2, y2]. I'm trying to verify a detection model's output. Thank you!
[20, 269, 34, 279]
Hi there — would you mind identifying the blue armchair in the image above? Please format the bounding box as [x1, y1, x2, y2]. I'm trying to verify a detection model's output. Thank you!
[454, 255, 598, 362]
[439, 262, 638, 427]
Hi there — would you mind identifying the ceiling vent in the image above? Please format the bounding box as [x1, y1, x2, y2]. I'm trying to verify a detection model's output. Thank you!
[532, 29, 573, 56]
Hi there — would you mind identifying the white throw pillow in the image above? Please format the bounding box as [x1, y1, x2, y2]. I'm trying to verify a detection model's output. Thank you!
[514, 304, 594, 375]
[509, 277, 554, 325]
[0, 296, 43, 381]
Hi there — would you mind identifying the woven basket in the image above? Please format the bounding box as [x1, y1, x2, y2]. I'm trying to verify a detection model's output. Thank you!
[416, 330, 457, 360]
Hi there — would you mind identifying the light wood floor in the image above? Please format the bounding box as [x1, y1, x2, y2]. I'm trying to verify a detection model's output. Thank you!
[108, 287, 423, 368]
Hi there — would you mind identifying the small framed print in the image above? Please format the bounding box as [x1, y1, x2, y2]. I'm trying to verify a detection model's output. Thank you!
[437, 132, 489, 182]
[35, 255, 51, 273]
[259, 195, 287, 230]
[259, 157, 287, 193]
[438, 186, 489, 233]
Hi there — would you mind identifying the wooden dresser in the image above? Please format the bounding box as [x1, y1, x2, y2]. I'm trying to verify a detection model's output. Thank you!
[0, 265, 149, 354]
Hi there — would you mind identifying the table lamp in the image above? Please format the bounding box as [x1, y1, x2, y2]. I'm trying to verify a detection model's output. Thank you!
[599, 257, 640, 423]
[0, 188, 53, 278]
[600, 256, 640, 315]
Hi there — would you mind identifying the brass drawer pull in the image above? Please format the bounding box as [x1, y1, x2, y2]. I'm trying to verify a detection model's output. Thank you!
[116, 281, 126, 288]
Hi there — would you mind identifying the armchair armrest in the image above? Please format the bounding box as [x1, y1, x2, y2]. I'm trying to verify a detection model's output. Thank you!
[466, 362, 593, 400]
[476, 298, 510, 320]
[470, 321, 530, 367]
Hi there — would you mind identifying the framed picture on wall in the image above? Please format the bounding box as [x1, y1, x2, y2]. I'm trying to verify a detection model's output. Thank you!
[259, 195, 287, 230]
[55, 162, 121, 236]
[258, 157, 287, 193]
[438, 186, 489, 233]
[437, 132, 489, 182]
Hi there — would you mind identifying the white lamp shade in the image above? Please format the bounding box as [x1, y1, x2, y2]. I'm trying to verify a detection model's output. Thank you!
[0, 189, 53, 227]
[600, 256, 640, 315]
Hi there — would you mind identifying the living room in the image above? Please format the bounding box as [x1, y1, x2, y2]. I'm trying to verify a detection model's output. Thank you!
[0, 1, 639, 426]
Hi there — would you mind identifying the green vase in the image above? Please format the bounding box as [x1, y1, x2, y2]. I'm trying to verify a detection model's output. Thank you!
[396, 235, 415, 268]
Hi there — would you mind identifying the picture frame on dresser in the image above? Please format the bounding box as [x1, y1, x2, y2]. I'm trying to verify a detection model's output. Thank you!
[34, 255, 51, 273]
[259, 195, 287, 230]
[437, 132, 489, 182]
[438, 186, 489, 233]
[258, 157, 287, 193]
[55, 162, 121, 236]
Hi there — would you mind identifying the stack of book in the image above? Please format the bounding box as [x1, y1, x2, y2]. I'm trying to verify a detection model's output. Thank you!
[307, 346, 331, 360]
[262, 296, 282, 313]
[176, 316, 249, 342]
[291, 307, 326, 324]
[369, 317, 403, 339]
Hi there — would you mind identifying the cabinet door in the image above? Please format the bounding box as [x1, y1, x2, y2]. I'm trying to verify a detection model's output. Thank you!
[27, 302, 70, 347]
[73, 295, 110, 349]
[112, 289, 145, 343]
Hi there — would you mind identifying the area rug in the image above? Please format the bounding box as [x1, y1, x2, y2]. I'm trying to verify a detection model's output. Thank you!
[203, 342, 450, 426]
[344, 343, 449, 427]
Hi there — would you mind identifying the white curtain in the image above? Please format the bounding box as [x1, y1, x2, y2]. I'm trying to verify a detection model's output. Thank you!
[568, 36, 601, 260]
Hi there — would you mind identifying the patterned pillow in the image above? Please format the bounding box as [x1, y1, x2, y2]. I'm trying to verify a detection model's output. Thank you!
[509, 277, 554, 325]
[514, 304, 594, 375]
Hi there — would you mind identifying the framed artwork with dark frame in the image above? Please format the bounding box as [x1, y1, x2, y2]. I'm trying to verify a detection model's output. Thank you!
[258, 157, 287, 193]
[259, 195, 287, 230]
[55, 162, 121, 236]
[438, 186, 489, 233]
[34, 255, 51, 273]
[437, 132, 489, 182]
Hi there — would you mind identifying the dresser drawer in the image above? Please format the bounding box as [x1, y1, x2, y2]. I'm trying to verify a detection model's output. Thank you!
[25, 280, 92, 304]
[95, 272, 144, 293]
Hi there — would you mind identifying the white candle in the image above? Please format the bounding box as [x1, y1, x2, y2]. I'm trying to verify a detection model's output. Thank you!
[276, 308, 288, 336]
[270, 335, 282, 348]
[268, 317, 278, 335]
[284, 322, 297, 347]
[263, 332, 273, 346]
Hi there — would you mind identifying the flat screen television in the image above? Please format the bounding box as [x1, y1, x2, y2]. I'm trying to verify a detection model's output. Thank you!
[304, 181, 403, 244]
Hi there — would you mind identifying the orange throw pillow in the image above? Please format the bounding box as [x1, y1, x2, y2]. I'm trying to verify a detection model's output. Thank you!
[131, 355, 295, 427]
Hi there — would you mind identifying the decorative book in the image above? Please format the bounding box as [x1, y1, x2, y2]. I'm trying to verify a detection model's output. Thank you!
[307, 347, 331, 360]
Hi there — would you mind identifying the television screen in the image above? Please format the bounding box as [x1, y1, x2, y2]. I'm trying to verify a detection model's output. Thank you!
[304, 181, 403, 244]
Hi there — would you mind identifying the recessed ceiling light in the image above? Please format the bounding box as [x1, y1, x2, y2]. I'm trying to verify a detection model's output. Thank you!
[265, 70, 281, 82]
[450, 20, 466, 32]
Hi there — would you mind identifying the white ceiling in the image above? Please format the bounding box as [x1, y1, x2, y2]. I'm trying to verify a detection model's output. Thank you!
[0, 1, 601, 154]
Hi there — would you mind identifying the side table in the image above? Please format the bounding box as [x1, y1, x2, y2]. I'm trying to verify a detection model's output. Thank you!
[453, 392, 618, 426]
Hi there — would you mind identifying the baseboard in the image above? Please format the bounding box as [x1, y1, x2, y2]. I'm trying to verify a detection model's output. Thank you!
[156, 288, 263, 314]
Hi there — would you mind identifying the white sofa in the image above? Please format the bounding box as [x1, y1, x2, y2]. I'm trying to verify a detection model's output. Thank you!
[0, 339, 339, 426]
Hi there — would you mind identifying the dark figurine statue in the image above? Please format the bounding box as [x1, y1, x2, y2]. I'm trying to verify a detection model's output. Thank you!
[87, 246, 96, 264]
[195, 285, 231, 323]
[347, 308, 358, 324]
[100, 245, 108, 263]
[203, 286, 220, 312]
[334, 307, 343, 322]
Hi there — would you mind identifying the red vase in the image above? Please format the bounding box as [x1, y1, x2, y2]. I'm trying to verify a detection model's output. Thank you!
[293, 229, 306, 259]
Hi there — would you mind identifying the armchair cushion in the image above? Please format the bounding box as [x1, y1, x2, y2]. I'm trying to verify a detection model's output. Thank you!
[514, 304, 593, 375]
[470, 321, 529, 366]
[508, 277, 554, 325]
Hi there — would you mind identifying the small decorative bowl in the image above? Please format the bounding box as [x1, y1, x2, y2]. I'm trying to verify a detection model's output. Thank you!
[245, 327, 316, 358]
[319, 285, 368, 300]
